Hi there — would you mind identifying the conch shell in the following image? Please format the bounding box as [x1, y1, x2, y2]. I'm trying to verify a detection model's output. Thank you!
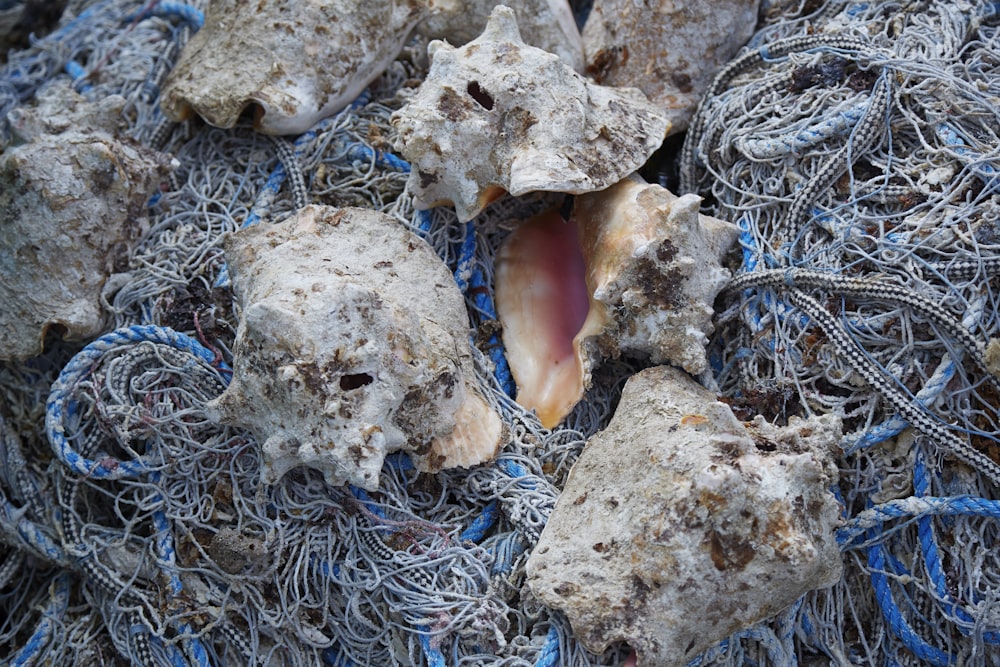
[161, 0, 425, 134]
[392, 5, 669, 222]
[206, 205, 504, 490]
[0, 82, 174, 360]
[527, 365, 843, 667]
[495, 175, 739, 427]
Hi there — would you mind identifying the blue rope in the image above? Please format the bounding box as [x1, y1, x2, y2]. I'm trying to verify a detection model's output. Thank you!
[468, 265, 516, 397]
[533, 625, 560, 667]
[46, 325, 227, 479]
[496, 458, 538, 490]
[9, 571, 71, 667]
[419, 629, 447, 667]
[1, 500, 66, 563]
[64, 60, 92, 92]
[151, 498, 212, 666]
[867, 536, 953, 666]
[125, 2, 205, 29]
[453, 221, 477, 293]
[837, 496, 1000, 546]
[847, 355, 956, 451]
[913, 453, 1000, 644]
[459, 500, 498, 542]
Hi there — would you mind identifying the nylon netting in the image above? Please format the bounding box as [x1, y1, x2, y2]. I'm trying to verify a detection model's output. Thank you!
[1, 1, 999, 665]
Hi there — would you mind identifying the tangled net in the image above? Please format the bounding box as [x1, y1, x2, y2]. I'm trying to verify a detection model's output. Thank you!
[1, 0, 999, 665]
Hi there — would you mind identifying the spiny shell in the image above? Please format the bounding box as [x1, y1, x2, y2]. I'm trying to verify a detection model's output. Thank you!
[392, 5, 669, 222]
[161, 0, 425, 135]
[583, 0, 761, 134]
[206, 205, 504, 490]
[527, 365, 844, 667]
[419, 0, 584, 71]
[494, 175, 739, 428]
[0, 82, 174, 360]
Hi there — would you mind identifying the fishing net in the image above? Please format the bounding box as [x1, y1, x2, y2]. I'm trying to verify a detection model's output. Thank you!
[0, 0, 999, 665]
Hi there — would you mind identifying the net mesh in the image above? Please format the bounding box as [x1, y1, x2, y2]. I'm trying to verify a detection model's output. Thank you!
[1, 0, 999, 665]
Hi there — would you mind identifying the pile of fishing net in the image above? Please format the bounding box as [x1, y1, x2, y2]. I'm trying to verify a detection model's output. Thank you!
[1, 1, 999, 665]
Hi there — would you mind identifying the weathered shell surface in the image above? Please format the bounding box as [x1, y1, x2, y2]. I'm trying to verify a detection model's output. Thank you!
[494, 175, 739, 428]
[419, 0, 584, 71]
[206, 205, 504, 490]
[392, 5, 669, 222]
[527, 365, 844, 667]
[0, 82, 174, 360]
[583, 0, 761, 133]
[161, 0, 425, 135]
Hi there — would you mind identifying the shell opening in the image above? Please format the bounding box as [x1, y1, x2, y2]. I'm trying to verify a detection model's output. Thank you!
[340, 373, 374, 391]
[466, 81, 494, 110]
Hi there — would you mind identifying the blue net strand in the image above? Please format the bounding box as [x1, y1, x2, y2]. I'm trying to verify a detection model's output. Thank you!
[125, 2, 205, 29]
[0, 499, 66, 564]
[459, 499, 498, 543]
[867, 536, 954, 667]
[837, 496, 1000, 546]
[533, 625, 561, 667]
[9, 572, 72, 667]
[46, 325, 227, 480]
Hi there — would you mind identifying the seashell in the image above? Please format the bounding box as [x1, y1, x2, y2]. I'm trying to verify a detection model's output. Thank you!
[494, 175, 739, 428]
[392, 5, 670, 222]
[0, 82, 175, 361]
[526, 365, 844, 667]
[418, 0, 584, 71]
[160, 0, 426, 135]
[582, 0, 761, 134]
[205, 205, 505, 490]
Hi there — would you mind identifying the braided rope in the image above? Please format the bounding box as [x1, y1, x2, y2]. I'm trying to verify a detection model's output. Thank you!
[787, 288, 1000, 486]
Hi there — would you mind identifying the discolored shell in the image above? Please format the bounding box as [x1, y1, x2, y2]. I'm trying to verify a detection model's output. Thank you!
[494, 175, 739, 428]
[205, 205, 504, 490]
[418, 0, 584, 71]
[527, 365, 844, 667]
[0, 82, 175, 361]
[392, 5, 669, 222]
[161, 0, 426, 135]
[583, 0, 761, 134]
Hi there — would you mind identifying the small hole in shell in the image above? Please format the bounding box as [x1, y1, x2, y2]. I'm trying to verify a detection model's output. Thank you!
[466, 81, 494, 110]
[340, 373, 374, 391]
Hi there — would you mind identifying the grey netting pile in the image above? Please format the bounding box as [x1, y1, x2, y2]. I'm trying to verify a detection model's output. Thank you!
[2, 0, 1000, 665]
[684, 0, 1000, 664]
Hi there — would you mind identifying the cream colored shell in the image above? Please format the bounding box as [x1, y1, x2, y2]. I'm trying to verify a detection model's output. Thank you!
[392, 5, 669, 222]
[161, 0, 425, 135]
[0, 82, 174, 360]
[527, 365, 843, 667]
[206, 205, 504, 490]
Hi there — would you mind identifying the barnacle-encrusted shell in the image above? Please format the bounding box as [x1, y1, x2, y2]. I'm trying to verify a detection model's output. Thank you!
[392, 5, 669, 222]
[161, 0, 425, 135]
[494, 175, 739, 427]
[419, 0, 584, 71]
[583, 0, 761, 133]
[206, 205, 504, 490]
[527, 365, 844, 667]
[0, 82, 174, 361]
